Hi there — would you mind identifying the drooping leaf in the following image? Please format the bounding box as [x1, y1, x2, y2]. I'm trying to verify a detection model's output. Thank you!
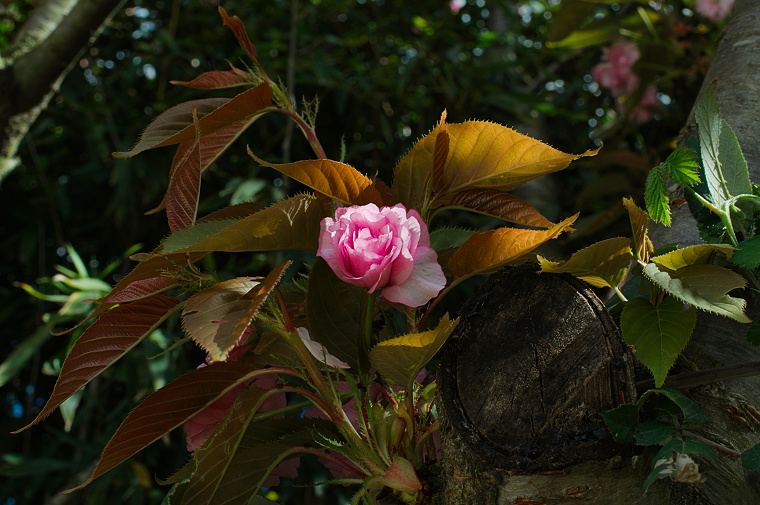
[661, 147, 700, 187]
[650, 387, 711, 424]
[733, 236, 760, 269]
[370, 314, 458, 387]
[603, 404, 639, 444]
[171, 63, 252, 89]
[623, 197, 653, 263]
[741, 443, 760, 471]
[113, 84, 273, 158]
[218, 6, 258, 61]
[66, 361, 261, 492]
[645, 166, 670, 226]
[306, 258, 364, 370]
[445, 189, 555, 228]
[621, 297, 697, 387]
[183, 262, 290, 361]
[94, 276, 179, 305]
[650, 243, 734, 271]
[448, 214, 577, 279]
[165, 107, 202, 232]
[642, 262, 749, 323]
[15, 295, 183, 432]
[148, 118, 258, 216]
[248, 154, 385, 206]
[635, 420, 673, 446]
[538, 237, 632, 288]
[156, 195, 325, 256]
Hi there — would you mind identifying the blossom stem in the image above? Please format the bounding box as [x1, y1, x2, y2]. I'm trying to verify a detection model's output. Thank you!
[359, 291, 378, 376]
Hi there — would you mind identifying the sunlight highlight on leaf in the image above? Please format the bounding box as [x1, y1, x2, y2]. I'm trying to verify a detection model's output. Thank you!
[538, 237, 632, 288]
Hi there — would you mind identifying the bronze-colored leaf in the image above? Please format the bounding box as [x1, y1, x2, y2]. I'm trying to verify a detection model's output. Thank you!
[218, 6, 258, 61]
[623, 197, 652, 263]
[15, 295, 182, 432]
[446, 189, 555, 228]
[448, 214, 578, 279]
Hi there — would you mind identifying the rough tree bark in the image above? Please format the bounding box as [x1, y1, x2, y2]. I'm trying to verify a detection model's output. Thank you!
[430, 1, 760, 503]
[0, 0, 124, 184]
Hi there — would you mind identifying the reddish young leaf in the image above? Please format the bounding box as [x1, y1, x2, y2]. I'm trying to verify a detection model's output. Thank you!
[147, 119, 257, 217]
[66, 361, 265, 492]
[171, 63, 253, 89]
[113, 84, 273, 158]
[446, 189, 555, 228]
[15, 295, 182, 432]
[166, 109, 203, 232]
[392, 115, 446, 211]
[94, 276, 179, 305]
[432, 111, 449, 192]
[448, 214, 578, 279]
[218, 6, 258, 61]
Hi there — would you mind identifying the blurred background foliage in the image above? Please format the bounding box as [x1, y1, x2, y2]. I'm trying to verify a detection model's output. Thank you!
[0, 0, 727, 503]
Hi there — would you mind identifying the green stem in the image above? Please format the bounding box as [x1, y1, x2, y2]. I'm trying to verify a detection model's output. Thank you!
[359, 291, 378, 376]
[612, 285, 628, 303]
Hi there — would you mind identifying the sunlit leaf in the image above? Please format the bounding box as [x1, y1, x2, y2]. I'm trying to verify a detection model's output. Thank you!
[307, 258, 364, 370]
[432, 113, 449, 192]
[650, 244, 734, 271]
[219, 6, 258, 61]
[248, 154, 385, 206]
[538, 237, 632, 288]
[370, 314, 458, 387]
[15, 295, 182, 432]
[448, 214, 577, 279]
[113, 84, 273, 158]
[621, 297, 696, 387]
[435, 122, 599, 198]
[446, 189, 555, 228]
[643, 262, 749, 323]
[645, 166, 670, 226]
[391, 117, 445, 211]
[661, 147, 700, 187]
[623, 197, 652, 263]
[183, 263, 290, 361]
[66, 361, 261, 492]
[156, 195, 325, 256]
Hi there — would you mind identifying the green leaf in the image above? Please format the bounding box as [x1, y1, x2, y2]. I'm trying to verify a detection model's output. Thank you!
[621, 297, 696, 387]
[603, 404, 639, 444]
[642, 262, 750, 323]
[652, 438, 716, 467]
[733, 236, 760, 269]
[537, 237, 632, 288]
[661, 147, 700, 186]
[645, 166, 670, 226]
[370, 314, 458, 387]
[695, 85, 752, 206]
[651, 386, 711, 424]
[741, 443, 760, 471]
[307, 258, 364, 370]
[429, 228, 475, 276]
[747, 322, 760, 346]
[642, 457, 672, 493]
[635, 420, 673, 446]
[0, 315, 61, 388]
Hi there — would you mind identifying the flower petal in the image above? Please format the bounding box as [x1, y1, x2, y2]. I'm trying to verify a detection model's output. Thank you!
[382, 246, 446, 307]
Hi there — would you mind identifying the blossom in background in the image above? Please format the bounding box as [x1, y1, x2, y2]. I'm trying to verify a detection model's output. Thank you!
[695, 0, 734, 23]
[449, 0, 466, 14]
[592, 42, 641, 97]
[625, 86, 659, 124]
[317, 203, 446, 307]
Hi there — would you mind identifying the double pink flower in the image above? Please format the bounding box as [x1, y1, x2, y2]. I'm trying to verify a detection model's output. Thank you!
[317, 203, 446, 307]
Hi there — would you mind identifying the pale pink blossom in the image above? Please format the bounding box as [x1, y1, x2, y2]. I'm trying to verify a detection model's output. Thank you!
[696, 0, 734, 23]
[449, 0, 466, 14]
[592, 43, 640, 97]
[623, 86, 659, 124]
[317, 203, 446, 307]
[296, 327, 349, 369]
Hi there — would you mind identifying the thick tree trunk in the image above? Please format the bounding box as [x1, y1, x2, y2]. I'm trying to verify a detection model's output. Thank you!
[431, 1, 760, 503]
[0, 0, 124, 184]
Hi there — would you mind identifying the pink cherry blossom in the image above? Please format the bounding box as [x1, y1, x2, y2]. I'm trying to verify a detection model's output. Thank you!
[317, 203, 446, 307]
[623, 86, 659, 124]
[449, 0, 466, 14]
[695, 0, 734, 23]
[592, 42, 640, 97]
